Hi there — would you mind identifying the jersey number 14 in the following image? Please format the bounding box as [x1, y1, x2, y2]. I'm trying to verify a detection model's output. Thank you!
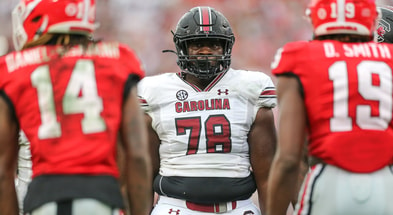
[31, 59, 106, 139]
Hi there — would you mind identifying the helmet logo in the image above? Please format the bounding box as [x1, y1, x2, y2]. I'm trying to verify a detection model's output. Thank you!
[361, 8, 371, 17]
[317, 8, 327, 20]
[65, 3, 78, 17]
[64, 1, 95, 21]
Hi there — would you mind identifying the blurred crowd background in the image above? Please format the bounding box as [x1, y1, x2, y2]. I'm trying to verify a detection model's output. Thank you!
[0, 0, 392, 78]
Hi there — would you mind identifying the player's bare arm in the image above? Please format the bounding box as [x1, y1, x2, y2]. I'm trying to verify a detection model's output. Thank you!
[120, 85, 153, 215]
[0, 94, 19, 215]
[248, 107, 277, 214]
[144, 113, 160, 206]
[144, 114, 160, 179]
[267, 76, 307, 215]
[291, 142, 309, 205]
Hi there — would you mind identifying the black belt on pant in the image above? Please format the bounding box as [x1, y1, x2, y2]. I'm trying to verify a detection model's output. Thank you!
[185, 201, 237, 213]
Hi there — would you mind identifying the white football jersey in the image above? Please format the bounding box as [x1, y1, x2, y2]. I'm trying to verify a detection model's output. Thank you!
[138, 68, 276, 178]
[16, 130, 32, 215]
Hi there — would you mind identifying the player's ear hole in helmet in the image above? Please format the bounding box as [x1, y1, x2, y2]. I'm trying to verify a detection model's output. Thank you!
[170, 6, 235, 79]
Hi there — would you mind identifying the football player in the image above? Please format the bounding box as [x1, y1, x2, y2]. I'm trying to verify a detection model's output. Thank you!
[0, 0, 152, 214]
[138, 6, 277, 215]
[268, 0, 393, 214]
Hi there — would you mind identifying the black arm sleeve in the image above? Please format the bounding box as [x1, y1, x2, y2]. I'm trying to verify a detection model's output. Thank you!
[123, 74, 141, 101]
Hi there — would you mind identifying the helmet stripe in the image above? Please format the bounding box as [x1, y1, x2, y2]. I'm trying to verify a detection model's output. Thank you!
[83, 0, 90, 23]
[208, 7, 212, 31]
[199, 7, 212, 32]
[337, 0, 345, 22]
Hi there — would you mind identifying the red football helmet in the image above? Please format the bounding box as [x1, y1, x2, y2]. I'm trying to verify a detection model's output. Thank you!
[12, 0, 96, 51]
[306, 0, 378, 37]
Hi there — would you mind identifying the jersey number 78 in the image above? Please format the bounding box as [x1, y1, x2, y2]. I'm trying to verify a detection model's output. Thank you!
[176, 115, 232, 155]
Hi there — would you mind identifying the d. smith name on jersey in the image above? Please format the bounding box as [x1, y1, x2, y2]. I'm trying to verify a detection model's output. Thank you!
[324, 42, 392, 59]
[175, 98, 230, 113]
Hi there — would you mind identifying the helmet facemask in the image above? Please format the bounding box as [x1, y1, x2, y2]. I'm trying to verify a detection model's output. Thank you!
[176, 37, 233, 79]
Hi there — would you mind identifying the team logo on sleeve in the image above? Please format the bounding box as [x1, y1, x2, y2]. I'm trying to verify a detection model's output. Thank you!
[176, 90, 188, 101]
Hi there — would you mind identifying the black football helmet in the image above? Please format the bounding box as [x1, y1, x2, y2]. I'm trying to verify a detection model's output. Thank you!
[173, 6, 235, 79]
[376, 6, 393, 43]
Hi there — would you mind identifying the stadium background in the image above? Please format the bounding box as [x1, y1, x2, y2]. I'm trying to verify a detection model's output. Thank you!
[0, 0, 391, 214]
[0, 0, 390, 78]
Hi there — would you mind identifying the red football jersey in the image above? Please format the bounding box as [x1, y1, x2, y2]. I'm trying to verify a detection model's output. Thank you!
[272, 40, 393, 173]
[0, 42, 145, 178]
